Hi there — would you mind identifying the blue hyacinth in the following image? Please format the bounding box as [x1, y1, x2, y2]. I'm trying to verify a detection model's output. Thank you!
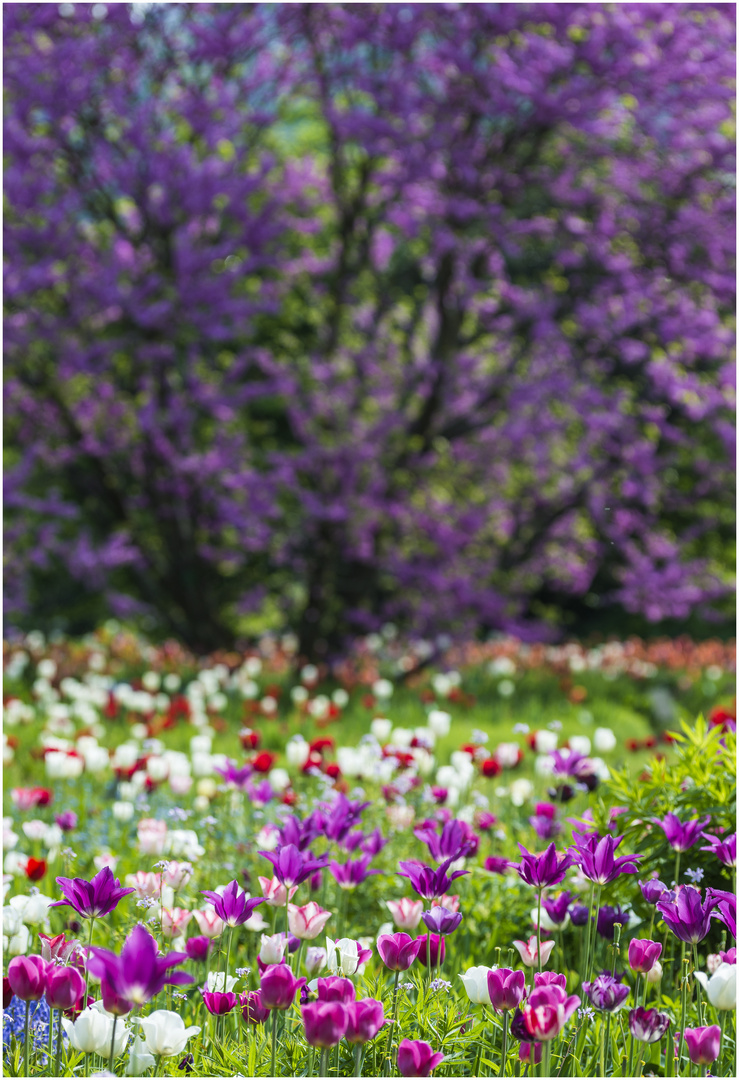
[3, 996, 64, 1065]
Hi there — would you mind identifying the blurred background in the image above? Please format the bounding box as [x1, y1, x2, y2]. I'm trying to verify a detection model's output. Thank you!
[3, 2, 735, 662]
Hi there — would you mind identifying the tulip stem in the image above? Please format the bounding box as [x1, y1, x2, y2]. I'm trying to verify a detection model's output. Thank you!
[543, 1040, 551, 1078]
[599, 1017, 606, 1079]
[500, 1011, 509, 1077]
[319, 1046, 329, 1077]
[582, 882, 596, 989]
[692, 944, 704, 1026]
[677, 956, 689, 1072]
[23, 1000, 30, 1080]
[536, 889, 543, 974]
[354, 1044, 363, 1077]
[47, 1006, 54, 1077]
[109, 1015, 118, 1073]
[225, 926, 235, 981]
[83, 917, 96, 1007]
[384, 970, 400, 1075]
[271, 1009, 278, 1076]
[426, 935, 431, 990]
[54, 1009, 63, 1077]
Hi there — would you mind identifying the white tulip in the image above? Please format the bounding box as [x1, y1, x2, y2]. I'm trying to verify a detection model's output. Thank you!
[427, 710, 451, 737]
[7, 923, 31, 955]
[569, 735, 591, 756]
[695, 963, 736, 1010]
[259, 933, 287, 965]
[325, 937, 363, 976]
[533, 730, 558, 754]
[370, 717, 393, 742]
[126, 1036, 156, 1076]
[646, 961, 663, 984]
[113, 801, 135, 822]
[206, 972, 238, 993]
[62, 1008, 128, 1056]
[459, 966, 493, 1005]
[136, 1010, 201, 1057]
[593, 727, 617, 753]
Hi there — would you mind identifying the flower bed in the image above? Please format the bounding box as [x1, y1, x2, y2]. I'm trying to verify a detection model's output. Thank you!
[3, 630, 736, 1077]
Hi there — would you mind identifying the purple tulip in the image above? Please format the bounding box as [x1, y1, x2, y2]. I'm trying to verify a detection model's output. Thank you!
[534, 972, 567, 990]
[329, 855, 379, 890]
[583, 974, 630, 1012]
[542, 892, 572, 927]
[519, 1042, 542, 1065]
[377, 933, 426, 972]
[570, 832, 641, 885]
[302, 1000, 350, 1047]
[398, 857, 468, 901]
[240, 989, 269, 1025]
[86, 923, 193, 1005]
[486, 968, 526, 1012]
[203, 990, 237, 1014]
[514, 843, 575, 889]
[639, 878, 670, 905]
[413, 819, 478, 863]
[596, 905, 630, 941]
[659, 812, 711, 853]
[215, 760, 253, 790]
[7, 956, 49, 1002]
[628, 1007, 670, 1043]
[701, 832, 736, 868]
[569, 904, 590, 927]
[628, 939, 662, 974]
[258, 844, 329, 888]
[529, 805, 561, 841]
[707, 889, 737, 939]
[421, 907, 462, 937]
[45, 966, 85, 1012]
[55, 811, 78, 832]
[397, 1038, 445, 1077]
[316, 977, 355, 1004]
[415, 934, 445, 968]
[100, 980, 134, 1017]
[345, 999, 386, 1044]
[360, 829, 388, 858]
[200, 880, 264, 927]
[185, 936, 210, 962]
[51, 866, 135, 919]
[259, 964, 306, 1010]
[684, 1025, 722, 1065]
[509, 1008, 529, 1041]
[484, 857, 511, 875]
[656, 885, 719, 944]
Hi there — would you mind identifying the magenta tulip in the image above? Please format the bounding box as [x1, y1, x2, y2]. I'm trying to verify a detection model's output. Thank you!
[377, 933, 425, 971]
[345, 999, 386, 1044]
[44, 966, 85, 1012]
[684, 1025, 721, 1065]
[414, 934, 445, 968]
[203, 990, 237, 1014]
[523, 984, 580, 1041]
[397, 1039, 445, 1077]
[302, 1000, 350, 1047]
[487, 968, 526, 1012]
[628, 939, 662, 974]
[259, 964, 306, 1010]
[240, 990, 269, 1025]
[316, 977, 355, 1004]
[7, 956, 48, 1002]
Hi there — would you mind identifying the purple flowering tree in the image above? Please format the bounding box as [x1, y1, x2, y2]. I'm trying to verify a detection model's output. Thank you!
[4, 3, 735, 655]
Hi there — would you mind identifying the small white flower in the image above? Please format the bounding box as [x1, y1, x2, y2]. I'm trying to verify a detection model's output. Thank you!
[136, 1010, 201, 1057]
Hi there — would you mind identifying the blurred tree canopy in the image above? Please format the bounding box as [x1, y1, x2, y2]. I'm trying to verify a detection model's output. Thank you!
[3, 3, 735, 657]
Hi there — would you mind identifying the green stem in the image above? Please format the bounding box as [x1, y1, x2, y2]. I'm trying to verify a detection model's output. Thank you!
[109, 1014, 118, 1073]
[582, 882, 596, 989]
[271, 1009, 278, 1076]
[54, 1010, 63, 1077]
[47, 1006, 54, 1077]
[24, 1000, 30, 1080]
[692, 944, 704, 1026]
[384, 971, 400, 1075]
[83, 917, 96, 1006]
[320, 1046, 329, 1077]
[599, 1017, 606, 1079]
[543, 1040, 551, 1078]
[354, 1044, 363, 1077]
[83, 1050, 89, 1078]
[500, 1011, 509, 1077]
[426, 935, 431, 990]
[536, 889, 543, 974]
[225, 925, 235, 982]
[677, 957, 689, 1073]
